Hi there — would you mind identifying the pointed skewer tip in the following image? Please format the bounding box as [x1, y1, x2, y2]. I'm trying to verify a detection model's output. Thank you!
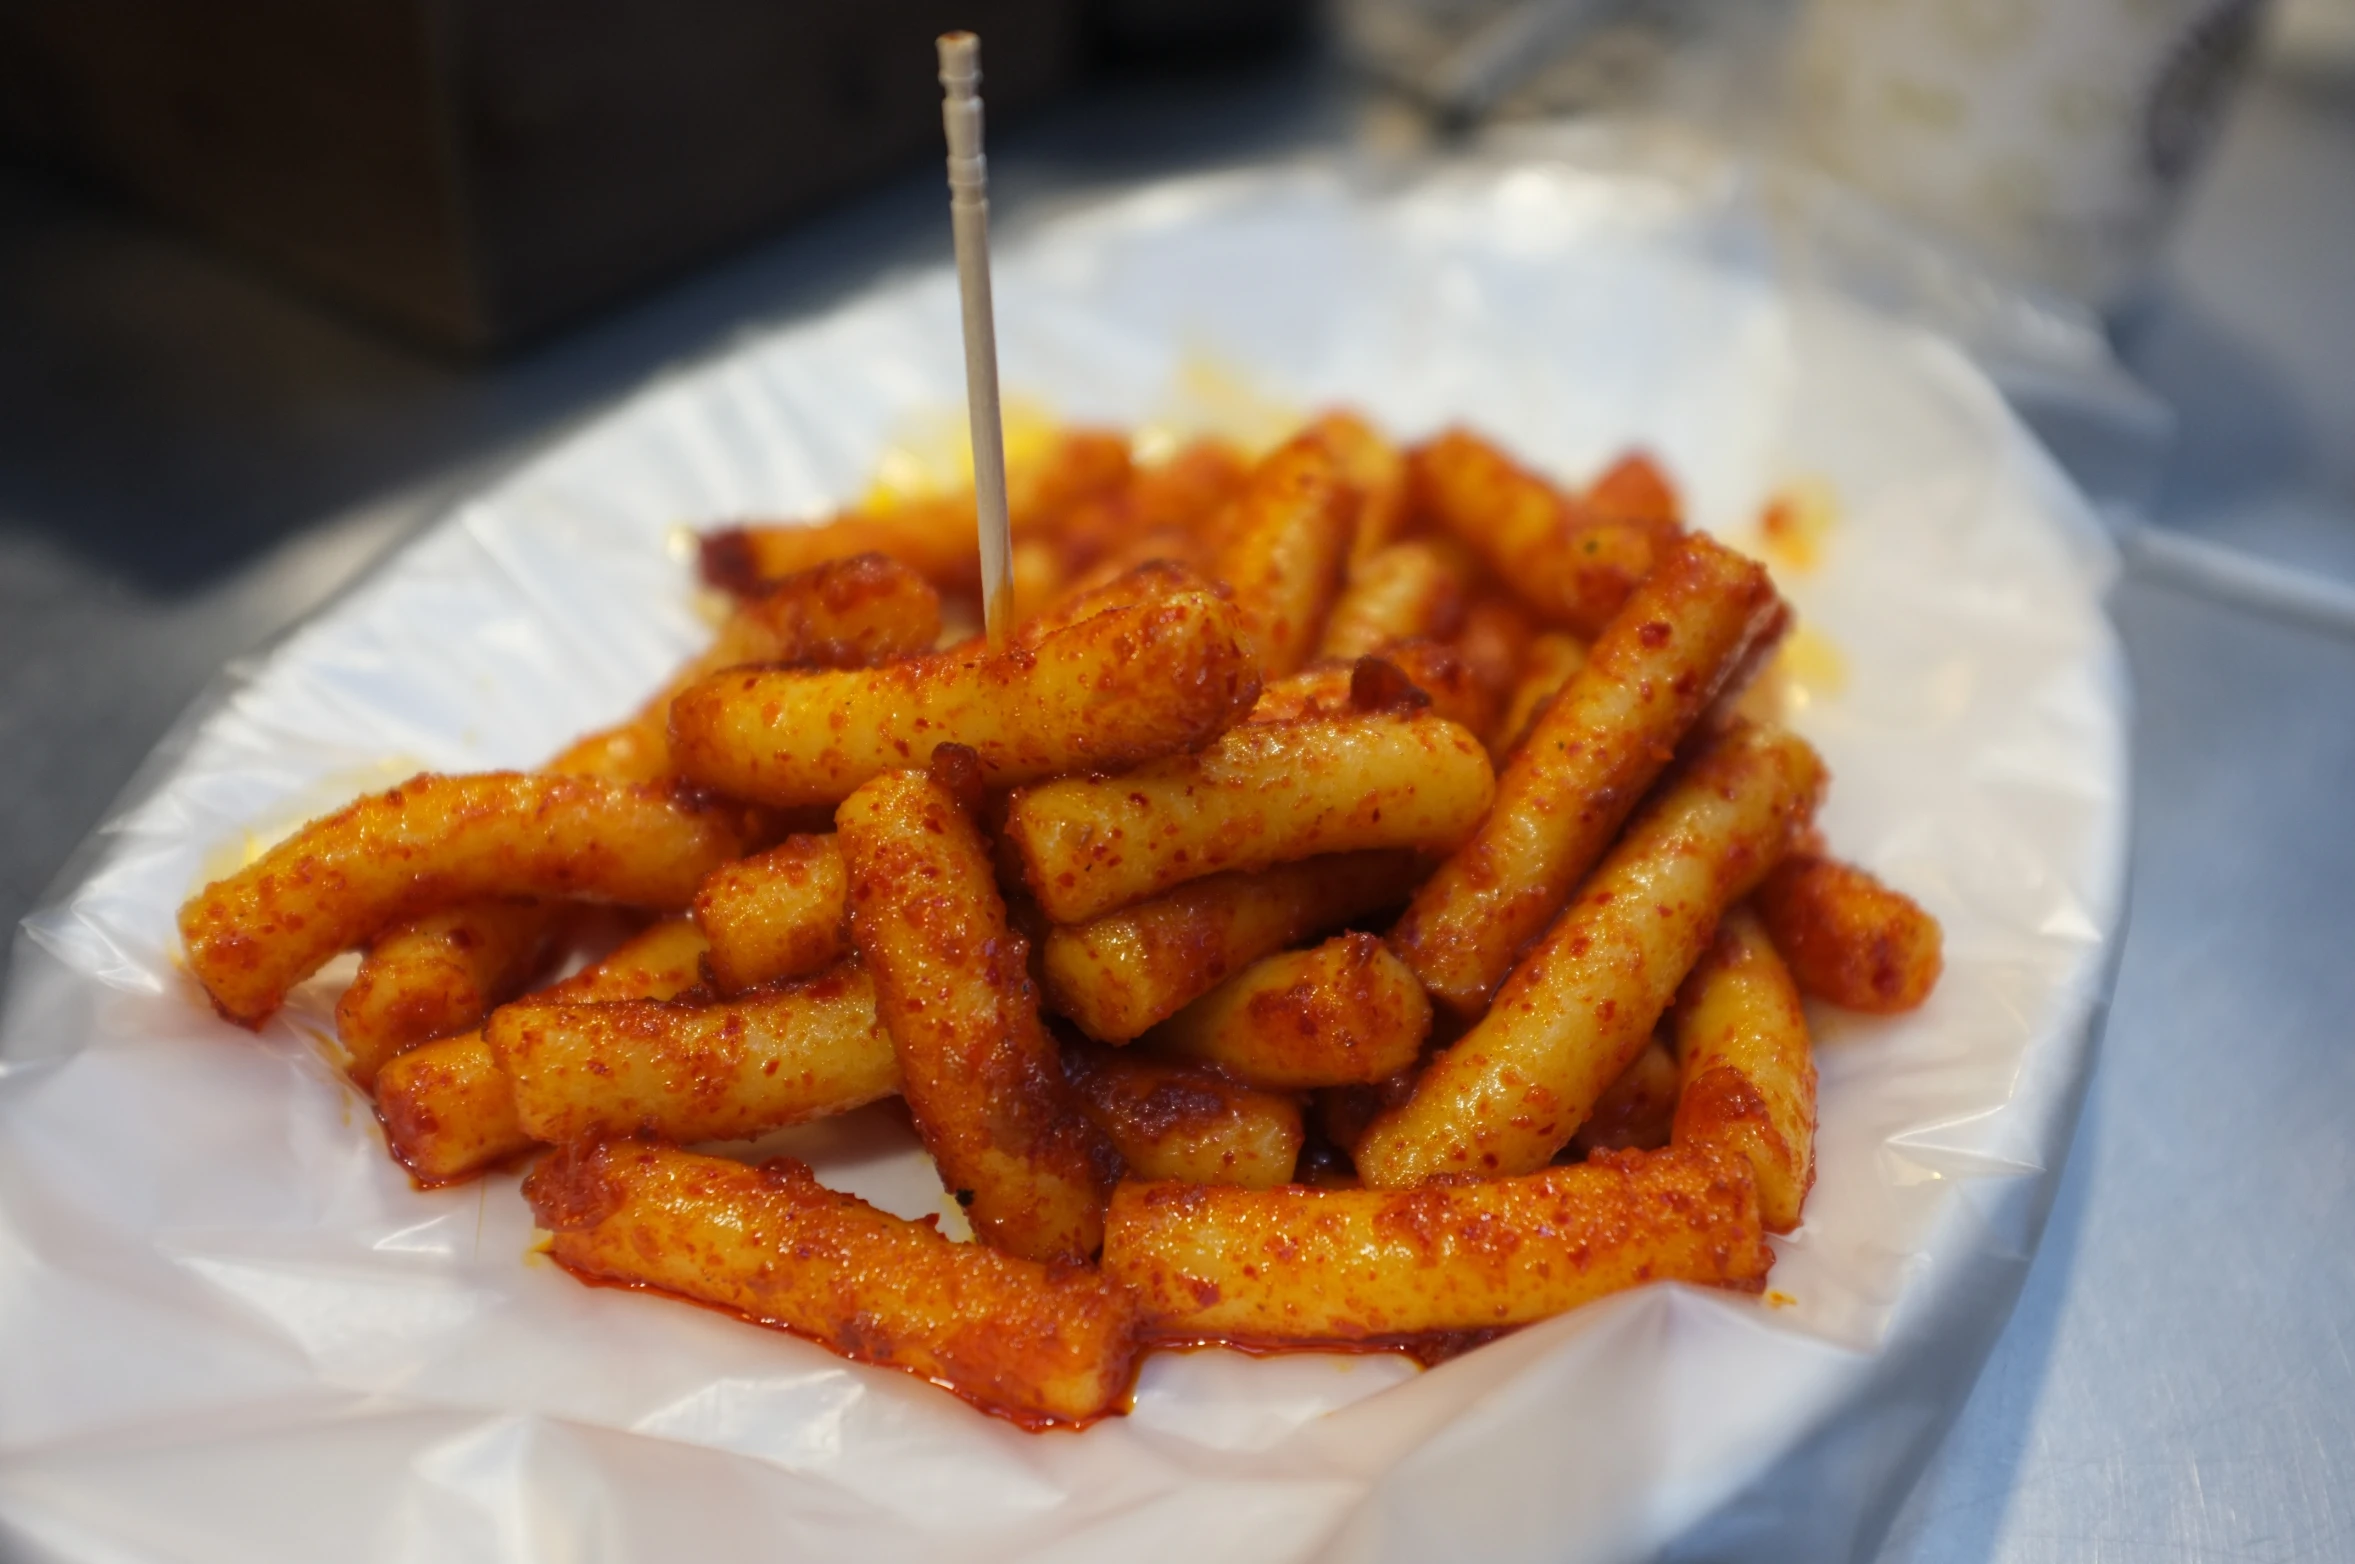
[938, 31, 979, 85]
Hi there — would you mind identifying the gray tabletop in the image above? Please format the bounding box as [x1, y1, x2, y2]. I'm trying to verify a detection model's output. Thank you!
[1876, 35, 2355, 1564]
[3, 30, 2351, 1564]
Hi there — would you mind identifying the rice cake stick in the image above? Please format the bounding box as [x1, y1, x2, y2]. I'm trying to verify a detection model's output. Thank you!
[837, 761, 1111, 1263]
[1391, 534, 1783, 1018]
[1104, 1147, 1769, 1340]
[528, 1140, 1139, 1425]
[668, 593, 1259, 809]
[1006, 713, 1494, 925]
[1754, 854, 1943, 1013]
[374, 918, 710, 1185]
[492, 962, 898, 1148]
[1357, 722, 1824, 1187]
[1209, 437, 1354, 677]
[1671, 907, 1816, 1232]
[1144, 932, 1430, 1090]
[180, 774, 762, 1026]
[1063, 1045, 1302, 1189]
[1041, 850, 1422, 1043]
[691, 835, 850, 995]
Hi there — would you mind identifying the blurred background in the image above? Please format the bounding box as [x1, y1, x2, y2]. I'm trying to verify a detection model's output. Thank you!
[2, 2, 2351, 1560]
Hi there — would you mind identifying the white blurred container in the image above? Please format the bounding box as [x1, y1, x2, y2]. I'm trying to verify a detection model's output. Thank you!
[1790, 0, 2271, 309]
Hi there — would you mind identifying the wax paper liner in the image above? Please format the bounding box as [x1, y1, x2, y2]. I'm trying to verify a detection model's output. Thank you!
[0, 154, 2128, 1564]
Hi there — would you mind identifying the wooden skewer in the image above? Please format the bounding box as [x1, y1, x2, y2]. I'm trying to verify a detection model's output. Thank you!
[938, 31, 1015, 648]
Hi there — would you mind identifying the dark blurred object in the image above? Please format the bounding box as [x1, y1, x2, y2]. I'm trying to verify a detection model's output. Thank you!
[1338, 0, 1636, 122]
[0, 0, 1085, 351]
[1089, 0, 1317, 63]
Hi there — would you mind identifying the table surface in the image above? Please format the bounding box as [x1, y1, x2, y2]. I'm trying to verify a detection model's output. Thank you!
[3, 27, 2351, 1564]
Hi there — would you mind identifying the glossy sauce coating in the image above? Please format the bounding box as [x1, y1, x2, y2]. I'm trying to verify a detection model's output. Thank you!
[726, 551, 949, 671]
[1446, 593, 1536, 703]
[1009, 539, 1067, 622]
[1392, 534, 1785, 1018]
[1055, 523, 1219, 597]
[1754, 854, 1944, 1014]
[374, 918, 711, 1184]
[1317, 540, 1474, 661]
[1051, 441, 1249, 576]
[1671, 908, 1816, 1231]
[179, 773, 762, 1026]
[1492, 631, 1589, 757]
[528, 1140, 1140, 1425]
[180, 411, 1908, 1428]
[1103, 1145, 1771, 1339]
[1583, 451, 1685, 536]
[1207, 437, 1355, 678]
[563, 559, 934, 781]
[1410, 428, 1668, 637]
[1301, 409, 1411, 568]
[1250, 643, 1498, 739]
[700, 431, 1131, 597]
[355, 560, 924, 1064]
[701, 497, 991, 599]
[493, 960, 898, 1147]
[1567, 1038, 1680, 1157]
[1377, 642, 1503, 739]
[691, 834, 850, 995]
[838, 767, 1112, 1263]
[1357, 723, 1826, 1187]
[551, 554, 944, 784]
[1039, 849, 1424, 1043]
[667, 592, 1262, 809]
[1314, 1068, 1420, 1159]
[1148, 932, 1432, 1090]
[1005, 713, 1496, 926]
[347, 563, 923, 1056]
[334, 898, 557, 1086]
[1016, 559, 1223, 649]
[1005, 430, 1140, 533]
[1063, 1045, 1302, 1189]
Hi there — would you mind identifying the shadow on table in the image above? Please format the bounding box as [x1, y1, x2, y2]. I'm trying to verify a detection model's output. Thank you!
[0, 156, 937, 595]
[0, 51, 1340, 600]
[1664, 1004, 2110, 1564]
[2118, 276, 2327, 528]
[1865, 1074, 2106, 1564]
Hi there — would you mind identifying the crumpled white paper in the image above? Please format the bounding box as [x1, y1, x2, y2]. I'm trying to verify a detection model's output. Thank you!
[0, 158, 2128, 1564]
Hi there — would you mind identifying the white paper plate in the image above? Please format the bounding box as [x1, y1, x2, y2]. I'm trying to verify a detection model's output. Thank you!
[0, 159, 2128, 1564]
